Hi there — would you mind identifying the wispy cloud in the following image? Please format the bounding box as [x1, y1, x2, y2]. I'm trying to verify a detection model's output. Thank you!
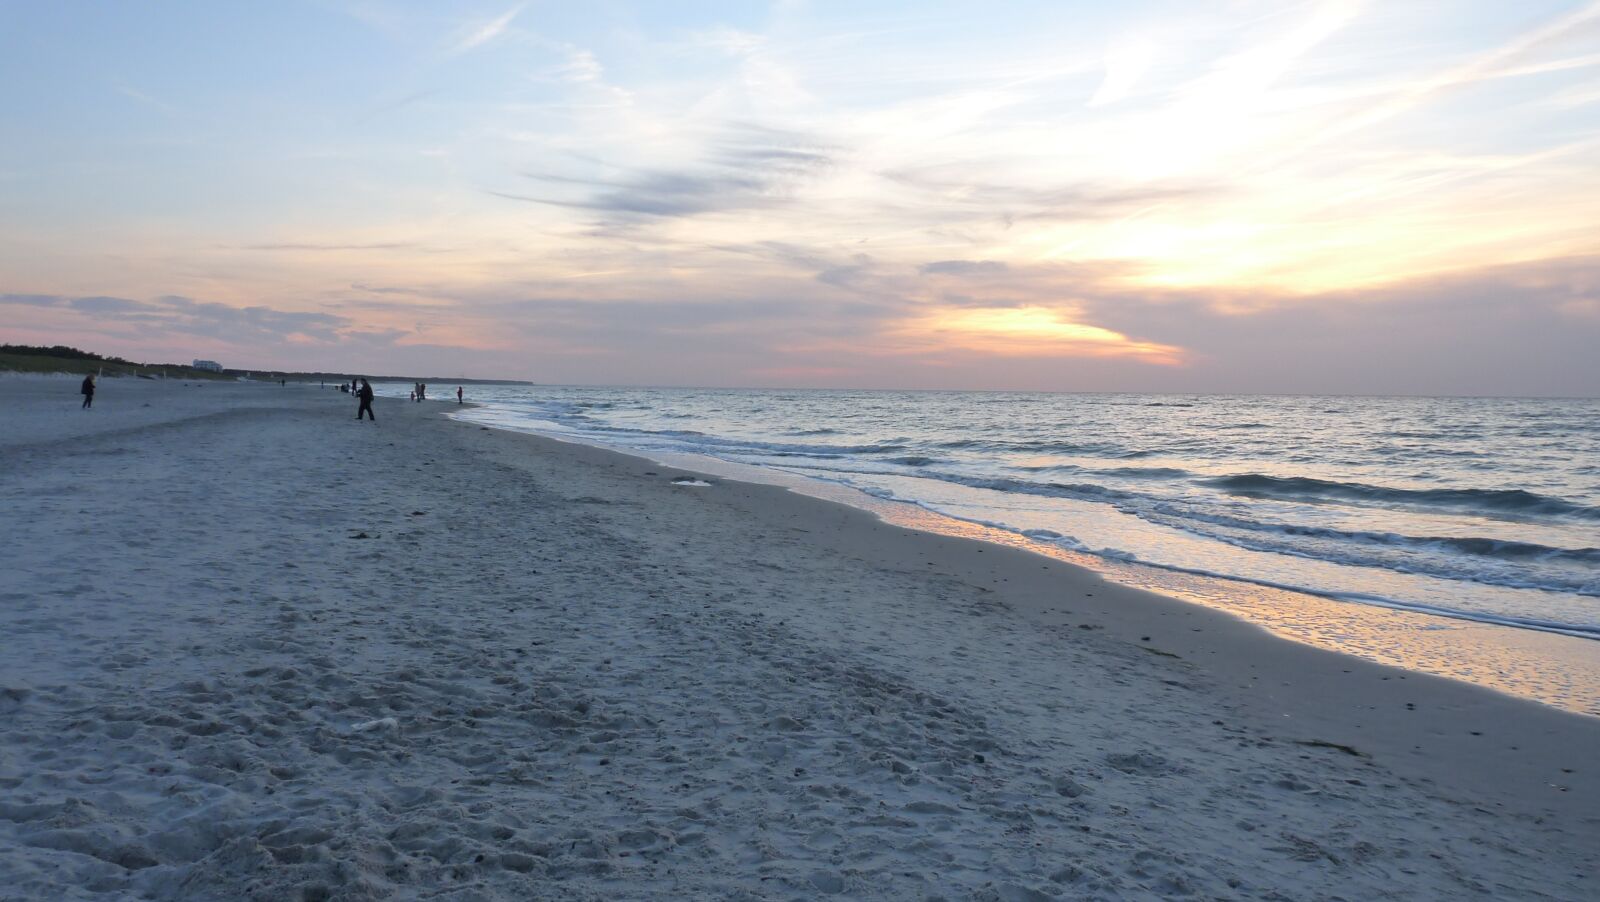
[3, 292, 364, 345]
[494, 125, 834, 222]
[919, 260, 1009, 276]
[112, 82, 180, 116]
[1312, 0, 1600, 145]
[235, 242, 421, 252]
[446, 4, 524, 56]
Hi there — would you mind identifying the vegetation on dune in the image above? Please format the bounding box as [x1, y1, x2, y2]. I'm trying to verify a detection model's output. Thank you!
[1, 344, 126, 362]
[0, 346, 233, 380]
[0, 344, 532, 384]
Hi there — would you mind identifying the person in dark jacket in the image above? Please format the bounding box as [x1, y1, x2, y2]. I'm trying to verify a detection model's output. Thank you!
[81, 374, 95, 409]
[356, 379, 376, 421]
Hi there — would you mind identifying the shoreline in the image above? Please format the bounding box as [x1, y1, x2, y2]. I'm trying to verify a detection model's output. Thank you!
[2, 380, 1595, 899]
[453, 404, 1600, 806]
[446, 402, 1600, 718]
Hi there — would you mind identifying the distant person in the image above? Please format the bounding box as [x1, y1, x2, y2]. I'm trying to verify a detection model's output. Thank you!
[419, 383, 427, 401]
[80, 374, 95, 409]
[356, 378, 376, 421]
[456, 386, 463, 404]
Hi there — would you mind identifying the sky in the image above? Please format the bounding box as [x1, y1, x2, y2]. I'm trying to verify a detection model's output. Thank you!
[2, 0, 1599, 395]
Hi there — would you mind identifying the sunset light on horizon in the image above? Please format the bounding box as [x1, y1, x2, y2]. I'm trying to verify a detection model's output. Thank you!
[4, 0, 1599, 394]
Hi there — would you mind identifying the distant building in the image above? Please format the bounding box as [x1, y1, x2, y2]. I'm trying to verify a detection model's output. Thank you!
[192, 359, 223, 372]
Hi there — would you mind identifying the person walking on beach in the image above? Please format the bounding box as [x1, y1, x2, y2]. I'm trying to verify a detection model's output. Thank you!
[80, 374, 95, 409]
[356, 378, 376, 421]
[456, 386, 463, 404]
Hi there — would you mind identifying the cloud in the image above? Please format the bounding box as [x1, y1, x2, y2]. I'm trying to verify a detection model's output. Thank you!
[1090, 38, 1156, 107]
[1545, 79, 1600, 109]
[897, 305, 1187, 364]
[236, 242, 421, 252]
[447, 4, 524, 56]
[327, 295, 458, 315]
[1312, 0, 1600, 145]
[15, 252, 1592, 394]
[552, 49, 604, 84]
[495, 126, 834, 222]
[69, 296, 152, 314]
[0, 293, 65, 307]
[1055, 255, 1600, 395]
[1, 292, 366, 347]
[881, 168, 1212, 222]
[920, 260, 1009, 276]
[350, 282, 429, 296]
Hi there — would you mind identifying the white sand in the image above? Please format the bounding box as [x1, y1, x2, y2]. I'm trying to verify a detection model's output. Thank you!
[1, 378, 1595, 900]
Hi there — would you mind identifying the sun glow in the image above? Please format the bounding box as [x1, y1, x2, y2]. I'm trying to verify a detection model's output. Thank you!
[912, 307, 1185, 364]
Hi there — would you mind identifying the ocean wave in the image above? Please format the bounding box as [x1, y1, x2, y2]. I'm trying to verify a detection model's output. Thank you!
[1097, 466, 1188, 479]
[924, 473, 1134, 503]
[918, 436, 1175, 460]
[898, 500, 1600, 639]
[1016, 464, 1190, 480]
[1132, 507, 1600, 595]
[727, 440, 907, 457]
[1203, 473, 1600, 521]
[1148, 507, 1600, 564]
[557, 419, 911, 459]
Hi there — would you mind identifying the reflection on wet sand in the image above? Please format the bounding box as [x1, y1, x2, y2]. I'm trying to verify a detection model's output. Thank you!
[877, 497, 1600, 716]
[631, 445, 1600, 717]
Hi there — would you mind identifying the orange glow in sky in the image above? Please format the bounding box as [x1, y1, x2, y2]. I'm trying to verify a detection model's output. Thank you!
[3, 1, 1599, 393]
[913, 307, 1186, 365]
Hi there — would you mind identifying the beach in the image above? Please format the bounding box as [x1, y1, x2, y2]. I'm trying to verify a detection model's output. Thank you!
[1, 378, 1596, 900]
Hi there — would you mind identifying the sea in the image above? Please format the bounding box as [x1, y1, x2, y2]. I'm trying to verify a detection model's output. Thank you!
[391, 385, 1598, 649]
